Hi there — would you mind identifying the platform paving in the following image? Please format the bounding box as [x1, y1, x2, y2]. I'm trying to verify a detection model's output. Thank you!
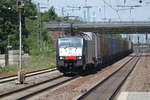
[117, 92, 150, 100]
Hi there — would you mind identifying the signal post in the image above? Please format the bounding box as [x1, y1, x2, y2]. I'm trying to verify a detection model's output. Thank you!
[16, 0, 25, 84]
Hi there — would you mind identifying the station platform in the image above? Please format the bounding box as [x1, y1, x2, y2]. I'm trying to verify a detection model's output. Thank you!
[117, 92, 150, 100]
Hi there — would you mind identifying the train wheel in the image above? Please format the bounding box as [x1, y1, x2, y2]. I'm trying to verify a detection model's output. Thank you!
[82, 65, 86, 71]
[63, 72, 69, 76]
[94, 62, 98, 68]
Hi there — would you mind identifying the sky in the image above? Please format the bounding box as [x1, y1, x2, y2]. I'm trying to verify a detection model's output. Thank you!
[32, 0, 150, 43]
[32, 0, 150, 22]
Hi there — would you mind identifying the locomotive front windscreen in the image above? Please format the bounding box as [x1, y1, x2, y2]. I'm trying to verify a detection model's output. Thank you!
[58, 37, 83, 57]
[58, 38, 83, 48]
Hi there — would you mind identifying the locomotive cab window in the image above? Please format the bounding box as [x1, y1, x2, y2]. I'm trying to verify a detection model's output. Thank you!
[58, 37, 83, 57]
[58, 38, 83, 48]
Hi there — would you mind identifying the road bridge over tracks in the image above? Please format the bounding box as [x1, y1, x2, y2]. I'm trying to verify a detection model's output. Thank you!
[46, 21, 150, 34]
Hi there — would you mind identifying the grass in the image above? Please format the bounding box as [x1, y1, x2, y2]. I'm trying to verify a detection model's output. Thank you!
[0, 53, 56, 78]
[29, 53, 56, 67]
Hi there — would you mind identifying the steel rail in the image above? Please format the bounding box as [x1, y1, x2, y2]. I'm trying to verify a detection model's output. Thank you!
[77, 55, 139, 100]
[109, 56, 140, 100]
[0, 74, 64, 98]
[0, 68, 57, 83]
[0, 73, 79, 100]
[18, 76, 78, 100]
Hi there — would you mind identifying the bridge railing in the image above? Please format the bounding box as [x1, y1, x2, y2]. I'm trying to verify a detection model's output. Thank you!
[46, 21, 150, 28]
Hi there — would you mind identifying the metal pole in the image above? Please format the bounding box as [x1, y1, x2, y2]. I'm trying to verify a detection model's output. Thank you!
[19, 9, 22, 70]
[87, 7, 90, 22]
[70, 23, 74, 36]
[62, 7, 64, 17]
[83, 10, 86, 21]
[138, 36, 140, 53]
[37, 3, 42, 51]
[16, 0, 25, 84]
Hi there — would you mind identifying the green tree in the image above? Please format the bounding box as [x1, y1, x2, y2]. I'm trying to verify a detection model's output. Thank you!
[42, 6, 62, 22]
[0, 0, 18, 53]
[0, 0, 37, 54]
[0, 0, 81, 55]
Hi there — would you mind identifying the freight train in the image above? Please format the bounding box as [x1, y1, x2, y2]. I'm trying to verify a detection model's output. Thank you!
[56, 32, 133, 74]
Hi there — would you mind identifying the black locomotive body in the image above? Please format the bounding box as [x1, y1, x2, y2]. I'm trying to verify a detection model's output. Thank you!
[56, 33, 133, 74]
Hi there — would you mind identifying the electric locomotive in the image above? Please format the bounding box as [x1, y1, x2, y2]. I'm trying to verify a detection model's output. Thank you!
[56, 32, 96, 74]
[56, 36, 84, 73]
[56, 32, 133, 74]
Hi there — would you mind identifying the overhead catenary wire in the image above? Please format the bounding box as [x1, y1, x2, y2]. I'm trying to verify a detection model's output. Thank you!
[102, 0, 122, 21]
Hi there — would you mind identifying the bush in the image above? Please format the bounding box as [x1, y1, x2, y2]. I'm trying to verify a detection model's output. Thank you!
[0, 66, 3, 73]
[29, 40, 55, 55]
[0, 66, 18, 73]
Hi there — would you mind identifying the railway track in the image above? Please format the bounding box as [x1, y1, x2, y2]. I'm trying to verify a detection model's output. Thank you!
[77, 55, 140, 100]
[0, 73, 78, 100]
[0, 68, 57, 83]
[0, 54, 137, 100]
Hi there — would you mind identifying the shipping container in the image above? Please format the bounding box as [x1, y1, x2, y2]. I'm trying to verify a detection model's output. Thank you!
[100, 37, 108, 58]
[108, 38, 114, 56]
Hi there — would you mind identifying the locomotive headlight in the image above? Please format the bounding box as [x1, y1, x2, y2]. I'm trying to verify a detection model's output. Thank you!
[60, 57, 64, 60]
[77, 56, 82, 59]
